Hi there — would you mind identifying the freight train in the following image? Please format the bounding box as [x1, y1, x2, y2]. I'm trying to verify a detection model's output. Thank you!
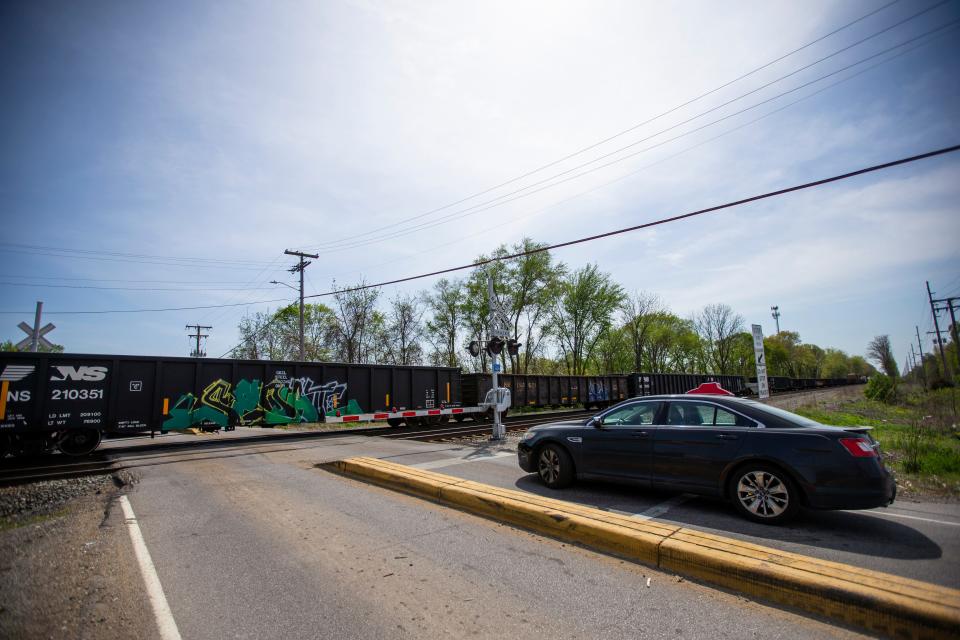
[0, 351, 864, 458]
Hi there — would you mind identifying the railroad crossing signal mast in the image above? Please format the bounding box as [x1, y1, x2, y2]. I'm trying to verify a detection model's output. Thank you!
[770, 306, 781, 334]
[465, 273, 520, 441]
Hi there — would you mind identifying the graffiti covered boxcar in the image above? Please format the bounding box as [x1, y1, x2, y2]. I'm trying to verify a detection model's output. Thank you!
[0, 352, 461, 456]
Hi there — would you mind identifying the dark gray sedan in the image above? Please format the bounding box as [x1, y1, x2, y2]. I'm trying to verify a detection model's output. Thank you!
[517, 395, 896, 524]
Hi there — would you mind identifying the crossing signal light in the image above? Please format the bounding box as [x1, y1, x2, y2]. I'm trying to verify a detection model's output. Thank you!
[487, 337, 504, 355]
[467, 341, 481, 357]
[506, 339, 521, 356]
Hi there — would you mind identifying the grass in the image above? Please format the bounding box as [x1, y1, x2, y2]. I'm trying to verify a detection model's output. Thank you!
[0, 507, 69, 533]
[793, 388, 960, 498]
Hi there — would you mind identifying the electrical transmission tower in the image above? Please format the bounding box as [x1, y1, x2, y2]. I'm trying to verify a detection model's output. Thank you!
[186, 324, 212, 357]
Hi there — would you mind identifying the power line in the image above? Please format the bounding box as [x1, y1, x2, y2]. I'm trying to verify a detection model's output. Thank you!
[303, 0, 938, 252]
[310, 34, 933, 287]
[311, 15, 960, 254]
[0, 297, 294, 315]
[0, 248, 290, 271]
[5, 145, 957, 319]
[300, 144, 959, 298]
[0, 281, 285, 292]
[1, 275, 273, 285]
[0, 242, 277, 266]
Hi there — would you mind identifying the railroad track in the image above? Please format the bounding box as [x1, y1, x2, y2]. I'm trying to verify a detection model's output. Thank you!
[0, 408, 593, 485]
[384, 410, 594, 442]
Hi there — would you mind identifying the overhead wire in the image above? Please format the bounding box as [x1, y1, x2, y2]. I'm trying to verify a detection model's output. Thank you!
[301, 0, 910, 251]
[293, 145, 959, 296]
[39, 144, 960, 353]
[0, 248, 290, 271]
[0, 242, 278, 266]
[0, 297, 295, 315]
[311, 13, 960, 254]
[205, 144, 960, 355]
[0, 281, 285, 292]
[313, 28, 944, 287]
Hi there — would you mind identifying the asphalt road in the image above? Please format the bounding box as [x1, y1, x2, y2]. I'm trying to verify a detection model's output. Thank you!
[122, 435, 870, 639]
[384, 439, 960, 589]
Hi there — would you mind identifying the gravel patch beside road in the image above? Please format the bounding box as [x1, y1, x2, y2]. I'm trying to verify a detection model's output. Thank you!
[0, 473, 156, 640]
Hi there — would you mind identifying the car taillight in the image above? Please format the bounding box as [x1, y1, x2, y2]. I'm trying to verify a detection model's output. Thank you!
[839, 437, 877, 458]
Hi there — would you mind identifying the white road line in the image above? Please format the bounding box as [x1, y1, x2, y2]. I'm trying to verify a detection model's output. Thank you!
[630, 494, 695, 521]
[119, 495, 183, 640]
[412, 451, 515, 471]
[855, 510, 960, 527]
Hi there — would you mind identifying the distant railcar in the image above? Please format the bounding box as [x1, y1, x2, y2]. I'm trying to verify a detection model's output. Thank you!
[461, 373, 628, 412]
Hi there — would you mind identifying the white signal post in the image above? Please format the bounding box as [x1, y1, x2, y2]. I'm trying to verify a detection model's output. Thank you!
[488, 273, 506, 441]
[751, 324, 770, 400]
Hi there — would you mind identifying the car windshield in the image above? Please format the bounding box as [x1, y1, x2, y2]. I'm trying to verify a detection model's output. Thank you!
[737, 400, 823, 427]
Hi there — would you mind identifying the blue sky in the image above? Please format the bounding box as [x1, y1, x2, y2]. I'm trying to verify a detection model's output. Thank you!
[1, 0, 958, 369]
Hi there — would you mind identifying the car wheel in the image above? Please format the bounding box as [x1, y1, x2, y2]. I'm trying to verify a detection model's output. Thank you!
[537, 444, 574, 489]
[730, 464, 799, 525]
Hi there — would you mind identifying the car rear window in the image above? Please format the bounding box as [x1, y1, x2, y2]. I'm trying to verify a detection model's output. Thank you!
[737, 400, 822, 427]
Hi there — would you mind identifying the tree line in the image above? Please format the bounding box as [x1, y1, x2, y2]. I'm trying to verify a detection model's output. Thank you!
[230, 238, 877, 378]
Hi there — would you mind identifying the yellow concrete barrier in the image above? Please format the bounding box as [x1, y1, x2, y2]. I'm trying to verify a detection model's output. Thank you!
[324, 456, 960, 639]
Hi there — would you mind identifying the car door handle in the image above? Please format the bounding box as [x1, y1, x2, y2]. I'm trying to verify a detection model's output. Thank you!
[632, 431, 649, 438]
[715, 434, 738, 440]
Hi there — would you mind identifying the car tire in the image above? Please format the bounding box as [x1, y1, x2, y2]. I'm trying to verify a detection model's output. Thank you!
[729, 463, 799, 525]
[537, 443, 574, 489]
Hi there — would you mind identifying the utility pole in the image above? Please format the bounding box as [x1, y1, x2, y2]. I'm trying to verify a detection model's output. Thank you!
[927, 281, 951, 378]
[30, 302, 42, 352]
[186, 324, 212, 357]
[770, 306, 781, 334]
[949, 299, 960, 369]
[916, 325, 928, 389]
[928, 293, 959, 370]
[284, 249, 319, 361]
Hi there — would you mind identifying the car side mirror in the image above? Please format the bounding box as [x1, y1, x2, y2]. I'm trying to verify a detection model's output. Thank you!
[589, 416, 603, 428]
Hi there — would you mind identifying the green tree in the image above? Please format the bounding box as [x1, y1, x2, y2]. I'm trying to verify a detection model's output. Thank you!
[330, 280, 382, 363]
[548, 264, 625, 375]
[425, 278, 464, 368]
[693, 303, 745, 374]
[501, 238, 566, 374]
[232, 303, 336, 361]
[589, 326, 633, 374]
[382, 293, 425, 365]
[1, 339, 64, 353]
[621, 292, 664, 372]
[867, 335, 899, 378]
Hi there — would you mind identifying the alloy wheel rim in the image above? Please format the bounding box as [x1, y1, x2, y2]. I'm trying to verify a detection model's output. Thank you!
[737, 470, 789, 518]
[539, 449, 560, 484]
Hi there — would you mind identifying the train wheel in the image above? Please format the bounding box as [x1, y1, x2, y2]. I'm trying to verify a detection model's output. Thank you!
[57, 429, 102, 457]
[387, 418, 403, 428]
[0, 434, 8, 459]
[454, 415, 465, 423]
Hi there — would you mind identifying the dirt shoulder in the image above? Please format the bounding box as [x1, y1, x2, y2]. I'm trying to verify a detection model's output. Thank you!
[0, 473, 157, 640]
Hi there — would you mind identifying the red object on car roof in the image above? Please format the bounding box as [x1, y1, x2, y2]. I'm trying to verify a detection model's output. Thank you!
[686, 382, 735, 396]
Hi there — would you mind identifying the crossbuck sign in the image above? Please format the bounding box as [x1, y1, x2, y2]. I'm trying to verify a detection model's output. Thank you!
[16, 320, 56, 351]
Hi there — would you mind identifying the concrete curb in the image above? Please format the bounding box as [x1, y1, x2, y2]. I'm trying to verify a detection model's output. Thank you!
[325, 456, 960, 640]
